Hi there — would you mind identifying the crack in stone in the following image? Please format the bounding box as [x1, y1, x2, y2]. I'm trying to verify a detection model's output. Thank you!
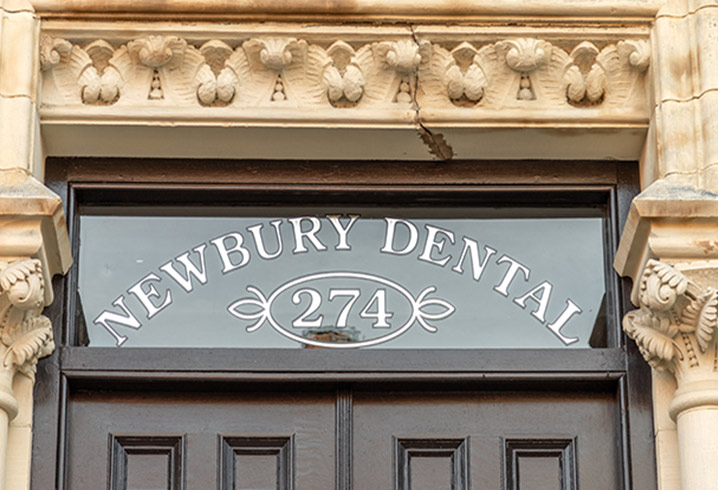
[408, 24, 454, 161]
[0, 92, 34, 100]
[661, 87, 718, 106]
[417, 123, 455, 160]
[656, 3, 718, 21]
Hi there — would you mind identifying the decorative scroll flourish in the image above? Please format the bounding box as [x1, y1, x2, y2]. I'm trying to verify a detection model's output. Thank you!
[618, 40, 651, 72]
[227, 272, 455, 349]
[623, 259, 718, 379]
[0, 259, 54, 381]
[41, 35, 649, 110]
[39, 34, 72, 71]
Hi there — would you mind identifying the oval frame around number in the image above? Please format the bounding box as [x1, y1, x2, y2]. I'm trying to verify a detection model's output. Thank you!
[228, 271, 450, 349]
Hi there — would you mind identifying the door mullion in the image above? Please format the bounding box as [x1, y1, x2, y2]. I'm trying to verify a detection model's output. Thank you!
[336, 387, 353, 490]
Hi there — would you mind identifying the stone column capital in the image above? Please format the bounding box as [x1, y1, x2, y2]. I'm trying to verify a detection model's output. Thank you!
[0, 258, 54, 382]
[623, 258, 718, 418]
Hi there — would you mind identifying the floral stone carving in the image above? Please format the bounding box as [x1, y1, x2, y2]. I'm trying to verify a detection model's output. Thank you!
[41, 34, 650, 112]
[623, 259, 718, 381]
[322, 41, 368, 107]
[420, 41, 487, 107]
[0, 259, 54, 390]
[562, 42, 607, 105]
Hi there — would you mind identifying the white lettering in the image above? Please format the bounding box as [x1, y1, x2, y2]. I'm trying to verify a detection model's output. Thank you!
[128, 273, 172, 319]
[292, 288, 324, 328]
[451, 237, 497, 281]
[210, 232, 251, 273]
[247, 220, 284, 260]
[513, 281, 553, 322]
[93, 296, 141, 346]
[380, 218, 419, 255]
[327, 215, 359, 251]
[493, 255, 530, 296]
[418, 225, 455, 267]
[159, 244, 209, 292]
[289, 217, 328, 254]
[546, 299, 582, 345]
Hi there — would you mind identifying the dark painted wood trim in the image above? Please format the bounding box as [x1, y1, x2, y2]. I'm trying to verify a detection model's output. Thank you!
[60, 347, 627, 375]
[335, 387, 353, 490]
[45, 159, 626, 187]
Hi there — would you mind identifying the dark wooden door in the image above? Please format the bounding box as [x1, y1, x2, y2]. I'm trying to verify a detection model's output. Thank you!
[66, 388, 337, 490]
[353, 388, 620, 490]
[65, 385, 621, 490]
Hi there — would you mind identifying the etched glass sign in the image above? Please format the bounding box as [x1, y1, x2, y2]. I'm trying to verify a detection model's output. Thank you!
[78, 211, 607, 349]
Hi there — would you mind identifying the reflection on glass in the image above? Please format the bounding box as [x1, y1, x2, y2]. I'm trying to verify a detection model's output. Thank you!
[78, 213, 607, 349]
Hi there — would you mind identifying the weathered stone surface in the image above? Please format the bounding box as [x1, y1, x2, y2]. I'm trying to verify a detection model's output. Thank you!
[28, 0, 666, 18]
[0, 97, 36, 172]
[0, 10, 38, 100]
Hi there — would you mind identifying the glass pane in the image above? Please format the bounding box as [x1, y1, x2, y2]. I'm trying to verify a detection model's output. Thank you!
[78, 211, 607, 349]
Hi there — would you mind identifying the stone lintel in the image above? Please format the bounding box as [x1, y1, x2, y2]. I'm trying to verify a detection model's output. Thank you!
[37, 23, 652, 162]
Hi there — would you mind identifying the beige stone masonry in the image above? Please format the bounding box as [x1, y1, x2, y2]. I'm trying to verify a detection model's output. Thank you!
[37, 21, 653, 161]
[0, 0, 41, 177]
[1, 4, 71, 490]
[30, 0, 665, 21]
[642, 1, 718, 189]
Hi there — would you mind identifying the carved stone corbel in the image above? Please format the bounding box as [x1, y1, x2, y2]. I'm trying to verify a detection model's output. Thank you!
[0, 259, 53, 414]
[623, 259, 718, 490]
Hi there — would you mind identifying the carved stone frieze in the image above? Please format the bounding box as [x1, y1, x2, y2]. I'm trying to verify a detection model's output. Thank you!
[0, 259, 54, 384]
[623, 259, 718, 382]
[41, 33, 650, 112]
[418, 37, 647, 108]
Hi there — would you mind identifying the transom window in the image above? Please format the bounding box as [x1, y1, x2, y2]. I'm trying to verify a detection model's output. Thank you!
[79, 209, 607, 349]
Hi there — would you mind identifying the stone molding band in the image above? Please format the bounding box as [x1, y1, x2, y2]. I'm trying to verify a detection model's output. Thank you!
[28, 0, 665, 21]
[670, 379, 718, 419]
[39, 32, 650, 116]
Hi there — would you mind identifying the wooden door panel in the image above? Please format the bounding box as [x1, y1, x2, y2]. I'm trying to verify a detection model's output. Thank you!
[352, 390, 621, 490]
[66, 390, 335, 490]
[110, 435, 183, 490]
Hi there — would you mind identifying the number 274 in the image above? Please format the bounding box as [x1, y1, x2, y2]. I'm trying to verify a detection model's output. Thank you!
[292, 288, 393, 329]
